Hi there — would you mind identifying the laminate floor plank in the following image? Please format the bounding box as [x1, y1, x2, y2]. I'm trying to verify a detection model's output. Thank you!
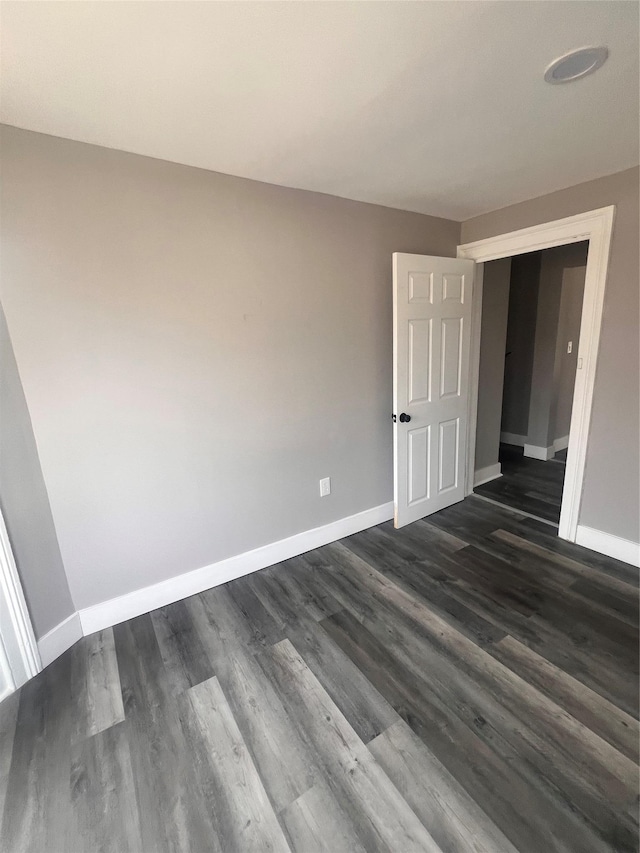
[361, 549, 508, 647]
[187, 589, 321, 814]
[322, 553, 638, 849]
[266, 555, 343, 622]
[474, 445, 564, 523]
[0, 654, 75, 853]
[346, 525, 428, 570]
[406, 549, 637, 716]
[470, 531, 638, 634]
[349, 536, 639, 730]
[446, 541, 639, 665]
[2, 494, 637, 853]
[569, 576, 639, 626]
[225, 575, 288, 648]
[532, 593, 638, 673]
[489, 635, 640, 764]
[113, 613, 174, 714]
[286, 615, 400, 745]
[248, 567, 399, 744]
[426, 495, 529, 543]
[514, 516, 640, 587]
[0, 690, 19, 827]
[178, 675, 291, 853]
[492, 529, 639, 597]
[258, 638, 443, 853]
[363, 593, 638, 850]
[150, 598, 216, 695]
[195, 582, 283, 658]
[443, 546, 548, 615]
[369, 720, 519, 853]
[380, 517, 469, 555]
[320, 609, 612, 853]
[114, 613, 217, 853]
[280, 781, 368, 853]
[70, 721, 142, 853]
[70, 627, 125, 743]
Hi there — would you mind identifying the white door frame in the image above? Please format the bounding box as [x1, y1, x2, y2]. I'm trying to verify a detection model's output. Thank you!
[0, 507, 41, 696]
[457, 205, 615, 543]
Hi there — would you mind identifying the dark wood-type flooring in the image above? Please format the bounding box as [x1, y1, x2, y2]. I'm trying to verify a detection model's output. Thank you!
[474, 444, 566, 524]
[1, 496, 638, 852]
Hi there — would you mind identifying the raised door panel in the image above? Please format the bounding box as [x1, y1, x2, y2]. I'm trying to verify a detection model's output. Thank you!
[408, 319, 432, 405]
[408, 426, 430, 505]
[440, 317, 463, 400]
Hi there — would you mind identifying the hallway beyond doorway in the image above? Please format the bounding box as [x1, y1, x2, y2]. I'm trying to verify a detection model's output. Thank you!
[474, 443, 566, 524]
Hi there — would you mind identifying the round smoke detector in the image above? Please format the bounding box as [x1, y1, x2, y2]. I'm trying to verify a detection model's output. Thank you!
[544, 46, 608, 84]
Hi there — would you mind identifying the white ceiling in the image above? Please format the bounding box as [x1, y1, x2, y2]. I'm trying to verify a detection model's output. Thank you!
[1, 1, 638, 221]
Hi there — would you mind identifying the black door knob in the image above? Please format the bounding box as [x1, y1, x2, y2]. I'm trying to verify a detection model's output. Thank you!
[399, 413, 411, 423]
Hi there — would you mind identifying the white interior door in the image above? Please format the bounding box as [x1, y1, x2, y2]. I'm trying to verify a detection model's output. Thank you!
[393, 253, 475, 528]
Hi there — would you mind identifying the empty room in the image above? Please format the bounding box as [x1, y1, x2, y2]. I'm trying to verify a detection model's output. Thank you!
[0, 2, 638, 852]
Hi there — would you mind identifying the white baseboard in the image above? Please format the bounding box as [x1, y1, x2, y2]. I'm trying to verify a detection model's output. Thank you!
[553, 435, 569, 453]
[474, 463, 502, 487]
[575, 525, 640, 568]
[79, 501, 395, 636]
[523, 439, 567, 460]
[500, 432, 526, 447]
[524, 443, 555, 461]
[37, 611, 83, 668]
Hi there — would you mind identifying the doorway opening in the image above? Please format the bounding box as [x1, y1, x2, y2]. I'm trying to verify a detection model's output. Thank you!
[471, 243, 588, 526]
[457, 205, 615, 544]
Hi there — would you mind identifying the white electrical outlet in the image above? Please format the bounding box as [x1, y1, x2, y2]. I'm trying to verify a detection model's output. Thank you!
[319, 477, 331, 497]
[567, 341, 573, 354]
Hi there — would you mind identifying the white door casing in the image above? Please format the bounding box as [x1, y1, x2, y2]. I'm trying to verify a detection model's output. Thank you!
[393, 253, 475, 528]
[458, 205, 615, 543]
[0, 508, 41, 698]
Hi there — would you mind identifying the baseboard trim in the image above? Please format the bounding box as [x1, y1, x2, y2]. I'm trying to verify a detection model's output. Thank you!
[37, 611, 83, 668]
[474, 463, 502, 487]
[523, 443, 555, 461]
[575, 525, 640, 568]
[553, 435, 569, 453]
[79, 501, 395, 636]
[500, 432, 526, 447]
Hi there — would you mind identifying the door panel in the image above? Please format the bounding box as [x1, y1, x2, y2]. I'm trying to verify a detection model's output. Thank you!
[438, 418, 459, 492]
[408, 319, 432, 403]
[408, 426, 430, 504]
[393, 253, 474, 528]
[440, 317, 463, 398]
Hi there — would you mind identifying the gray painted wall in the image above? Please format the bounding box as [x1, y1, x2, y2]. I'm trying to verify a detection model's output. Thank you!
[1, 126, 459, 611]
[527, 250, 565, 449]
[501, 253, 540, 438]
[527, 243, 588, 449]
[462, 167, 640, 544]
[499, 243, 587, 450]
[474, 258, 511, 472]
[0, 306, 75, 638]
[552, 264, 586, 441]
